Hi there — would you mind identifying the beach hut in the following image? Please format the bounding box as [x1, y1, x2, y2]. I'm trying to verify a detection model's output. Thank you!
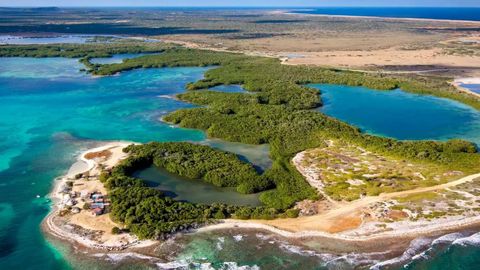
[62, 194, 71, 204]
[65, 199, 75, 207]
[92, 207, 103, 216]
[91, 202, 105, 209]
[80, 190, 88, 199]
[69, 191, 77, 198]
[92, 193, 103, 199]
[92, 193, 105, 203]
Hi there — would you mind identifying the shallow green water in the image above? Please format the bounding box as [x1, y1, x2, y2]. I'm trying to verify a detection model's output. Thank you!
[202, 139, 271, 172]
[135, 166, 261, 206]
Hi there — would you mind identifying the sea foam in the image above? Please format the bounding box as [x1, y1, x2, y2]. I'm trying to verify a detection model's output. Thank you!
[452, 232, 480, 246]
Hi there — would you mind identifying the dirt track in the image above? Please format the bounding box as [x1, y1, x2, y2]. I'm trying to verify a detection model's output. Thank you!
[257, 171, 480, 233]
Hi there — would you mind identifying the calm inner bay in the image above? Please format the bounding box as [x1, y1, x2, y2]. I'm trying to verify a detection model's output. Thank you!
[312, 83, 480, 145]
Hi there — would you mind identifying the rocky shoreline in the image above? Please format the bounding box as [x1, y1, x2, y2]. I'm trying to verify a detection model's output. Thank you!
[43, 141, 480, 260]
[42, 141, 157, 252]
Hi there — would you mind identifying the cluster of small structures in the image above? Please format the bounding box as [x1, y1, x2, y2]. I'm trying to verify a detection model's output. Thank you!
[46, 144, 156, 251]
[58, 174, 109, 217]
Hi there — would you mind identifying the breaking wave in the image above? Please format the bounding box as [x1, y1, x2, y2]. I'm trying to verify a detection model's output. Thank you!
[371, 230, 480, 269]
[156, 260, 260, 270]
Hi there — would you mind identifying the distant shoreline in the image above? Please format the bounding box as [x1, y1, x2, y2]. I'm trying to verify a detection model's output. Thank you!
[281, 10, 480, 24]
[452, 78, 480, 98]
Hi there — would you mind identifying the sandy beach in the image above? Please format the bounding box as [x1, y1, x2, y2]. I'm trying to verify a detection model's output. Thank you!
[154, 10, 480, 78]
[198, 215, 480, 244]
[455, 78, 480, 85]
[282, 11, 480, 24]
[43, 141, 480, 257]
[452, 77, 480, 98]
[43, 141, 157, 251]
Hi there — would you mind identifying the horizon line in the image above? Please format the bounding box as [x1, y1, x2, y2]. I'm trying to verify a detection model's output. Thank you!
[2, 6, 480, 8]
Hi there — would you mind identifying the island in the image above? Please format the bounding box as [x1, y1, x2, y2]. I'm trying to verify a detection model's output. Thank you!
[3, 41, 473, 261]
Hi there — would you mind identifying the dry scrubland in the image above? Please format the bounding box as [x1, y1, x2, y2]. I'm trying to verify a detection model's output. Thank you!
[278, 140, 480, 235]
[149, 10, 480, 77]
[2, 8, 480, 76]
[296, 140, 465, 202]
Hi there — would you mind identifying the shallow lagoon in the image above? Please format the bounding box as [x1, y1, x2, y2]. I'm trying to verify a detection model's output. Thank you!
[136, 166, 261, 206]
[0, 35, 91, 44]
[0, 35, 115, 45]
[203, 139, 271, 172]
[312, 83, 480, 145]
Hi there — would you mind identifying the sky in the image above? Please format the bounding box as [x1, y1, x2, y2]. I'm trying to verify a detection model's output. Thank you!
[2, 0, 480, 7]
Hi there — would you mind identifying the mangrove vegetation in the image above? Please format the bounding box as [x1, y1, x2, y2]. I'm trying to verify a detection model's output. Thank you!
[101, 142, 293, 239]
[2, 42, 480, 239]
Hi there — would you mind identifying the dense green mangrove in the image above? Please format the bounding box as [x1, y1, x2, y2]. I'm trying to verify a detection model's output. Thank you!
[124, 142, 273, 193]
[0, 42, 173, 58]
[2, 43, 478, 110]
[2, 42, 480, 239]
[0, 42, 172, 73]
[101, 142, 294, 239]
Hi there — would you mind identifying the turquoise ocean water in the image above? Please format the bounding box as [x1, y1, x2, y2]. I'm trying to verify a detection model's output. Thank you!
[0, 57, 207, 269]
[1, 57, 480, 269]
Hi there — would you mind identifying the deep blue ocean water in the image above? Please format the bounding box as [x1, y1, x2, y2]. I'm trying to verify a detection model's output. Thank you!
[1, 57, 480, 269]
[292, 7, 480, 21]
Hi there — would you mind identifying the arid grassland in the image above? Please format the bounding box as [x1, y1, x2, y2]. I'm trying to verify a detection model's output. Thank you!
[2, 7, 480, 76]
[297, 140, 467, 202]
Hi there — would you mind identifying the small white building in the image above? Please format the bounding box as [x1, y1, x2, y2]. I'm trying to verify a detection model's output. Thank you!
[80, 190, 89, 199]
